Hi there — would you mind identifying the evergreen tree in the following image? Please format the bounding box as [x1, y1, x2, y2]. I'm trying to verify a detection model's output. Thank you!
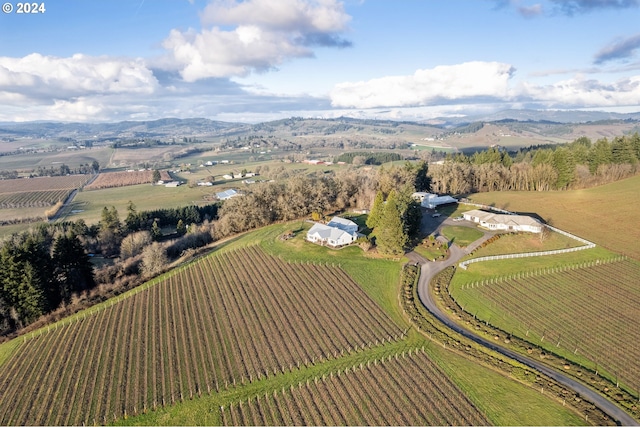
[125, 201, 141, 232]
[552, 147, 576, 189]
[52, 233, 95, 304]
[411, 161, 431, 192]
[176, 219, 186, 236]
[366, 191, 384, 229]
[630, 133, 640, 160]
[588, 138, 612, 173]
[375, 190, 408, 255]
[152, 169, 161, 183]
[611, 136, 637, 165]
[397, 186, 422, 239]
[151, 219, 162, 241]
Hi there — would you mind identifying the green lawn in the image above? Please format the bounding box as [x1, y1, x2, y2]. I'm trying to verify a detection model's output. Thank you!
[441, 225, 484, 247]
[428, 345, 587, 426]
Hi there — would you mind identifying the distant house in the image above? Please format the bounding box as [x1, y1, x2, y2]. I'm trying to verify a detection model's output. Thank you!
[222, 174, 234, 180]
[307, 216, 359, 247]
[165, 181, 181, 188]
[412, 192, 458, 209]
[462, 209, 542, 233]
[197, 181, 213, 186]
[216, 189, 238, 200]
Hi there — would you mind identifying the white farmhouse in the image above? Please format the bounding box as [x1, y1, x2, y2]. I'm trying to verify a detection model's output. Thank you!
[462, 209, 542, 233]
[307, 216, 359, 247]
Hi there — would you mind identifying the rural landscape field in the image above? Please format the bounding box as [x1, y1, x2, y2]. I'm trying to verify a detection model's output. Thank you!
[3, 0, 640, 426]
[0, 115, 639, 426]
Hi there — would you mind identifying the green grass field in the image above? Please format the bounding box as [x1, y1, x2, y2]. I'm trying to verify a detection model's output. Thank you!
[0, 147, 112, 173]
[469, 174, 640, 260]
[57, 183, 220, 225]
[440, 225, 484, 247]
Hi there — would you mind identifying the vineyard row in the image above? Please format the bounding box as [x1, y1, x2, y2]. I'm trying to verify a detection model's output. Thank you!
[0, 246, 403, 425]
[220, 347, 490, 426]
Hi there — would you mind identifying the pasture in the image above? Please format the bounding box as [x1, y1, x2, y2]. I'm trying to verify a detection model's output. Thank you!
[84, 170, 172, 190]
[468, 174, 640, 260]
[57, 183, 221, 225]
[0, 147, 112, 173]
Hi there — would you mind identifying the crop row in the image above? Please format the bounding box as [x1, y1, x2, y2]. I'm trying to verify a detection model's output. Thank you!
[0, 246, 403, 425]
[84, 170, 172, 190]
[453, 259, 640, 391]
[0, 189, 72, 209]
[221, 348, 489, 426]
[0, 175, 89, 194]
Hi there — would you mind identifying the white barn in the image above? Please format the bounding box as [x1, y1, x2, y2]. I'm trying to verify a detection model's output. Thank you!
[412, 192, 458, 209]
[307, 216, 359, 247]
[216, 189, 239, 200]
[462, 209, 542, 233]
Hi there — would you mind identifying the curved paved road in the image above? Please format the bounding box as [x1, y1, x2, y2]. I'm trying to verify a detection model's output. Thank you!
[411, 242, 639, 426]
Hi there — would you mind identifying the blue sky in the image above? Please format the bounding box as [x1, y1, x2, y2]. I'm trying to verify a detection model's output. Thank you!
[1, 0, 639, 122]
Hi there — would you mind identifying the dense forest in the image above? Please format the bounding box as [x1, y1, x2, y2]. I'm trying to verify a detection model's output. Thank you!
[430, 134, 640, 194]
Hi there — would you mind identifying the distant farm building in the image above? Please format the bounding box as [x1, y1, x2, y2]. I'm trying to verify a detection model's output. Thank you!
[164, 181, 182, 188]
[216, 189, 239, 200]
[222, 174, 234, 180]
[307, 216, 359, 247]
[463, 209, 543, 233]
[412, 192, 458, 209]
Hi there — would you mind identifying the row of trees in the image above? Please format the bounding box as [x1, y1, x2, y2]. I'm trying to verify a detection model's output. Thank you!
[214, 162, 430, 240]
[431, 134, 640, 193]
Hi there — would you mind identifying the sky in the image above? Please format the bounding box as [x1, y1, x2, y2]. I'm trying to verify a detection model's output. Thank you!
[1, 0, 640, 123]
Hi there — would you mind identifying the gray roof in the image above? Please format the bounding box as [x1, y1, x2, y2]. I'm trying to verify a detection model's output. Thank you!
[308, 223, 356, 241]
[464, 209, 541, 227]
[326, 216, 358, 231]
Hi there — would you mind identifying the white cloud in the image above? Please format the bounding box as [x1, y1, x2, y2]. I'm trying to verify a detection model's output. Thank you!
[519, 74, 640, 107]
[0, 54, 158, 99]
[330, 62, 516, 108]
[331, 61, 640, 111]
[200, 0, 350, 34]
[163, 0, 352, 81]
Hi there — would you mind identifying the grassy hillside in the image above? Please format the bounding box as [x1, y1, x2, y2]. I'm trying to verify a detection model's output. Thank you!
[468, 174, 640, 260]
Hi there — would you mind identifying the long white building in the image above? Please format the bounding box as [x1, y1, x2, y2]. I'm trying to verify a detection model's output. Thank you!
[462, 209, 543, 233]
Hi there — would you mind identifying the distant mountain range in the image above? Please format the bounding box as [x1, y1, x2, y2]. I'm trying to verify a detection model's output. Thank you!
[425, 109, 640, 127]
[1, 109, 639, 142]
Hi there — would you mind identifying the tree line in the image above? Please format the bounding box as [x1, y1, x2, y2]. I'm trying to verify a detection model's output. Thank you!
[334, 151, 403, 165]
[430, 134, 640, 194]
[0, 225, 94, 332]
[214, 162, 429, 243]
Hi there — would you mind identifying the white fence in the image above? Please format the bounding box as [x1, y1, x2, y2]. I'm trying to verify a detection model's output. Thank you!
[458, 203, 596, 270]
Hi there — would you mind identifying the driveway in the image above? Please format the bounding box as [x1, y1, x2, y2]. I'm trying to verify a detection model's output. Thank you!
[407, 222, 639, 425]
